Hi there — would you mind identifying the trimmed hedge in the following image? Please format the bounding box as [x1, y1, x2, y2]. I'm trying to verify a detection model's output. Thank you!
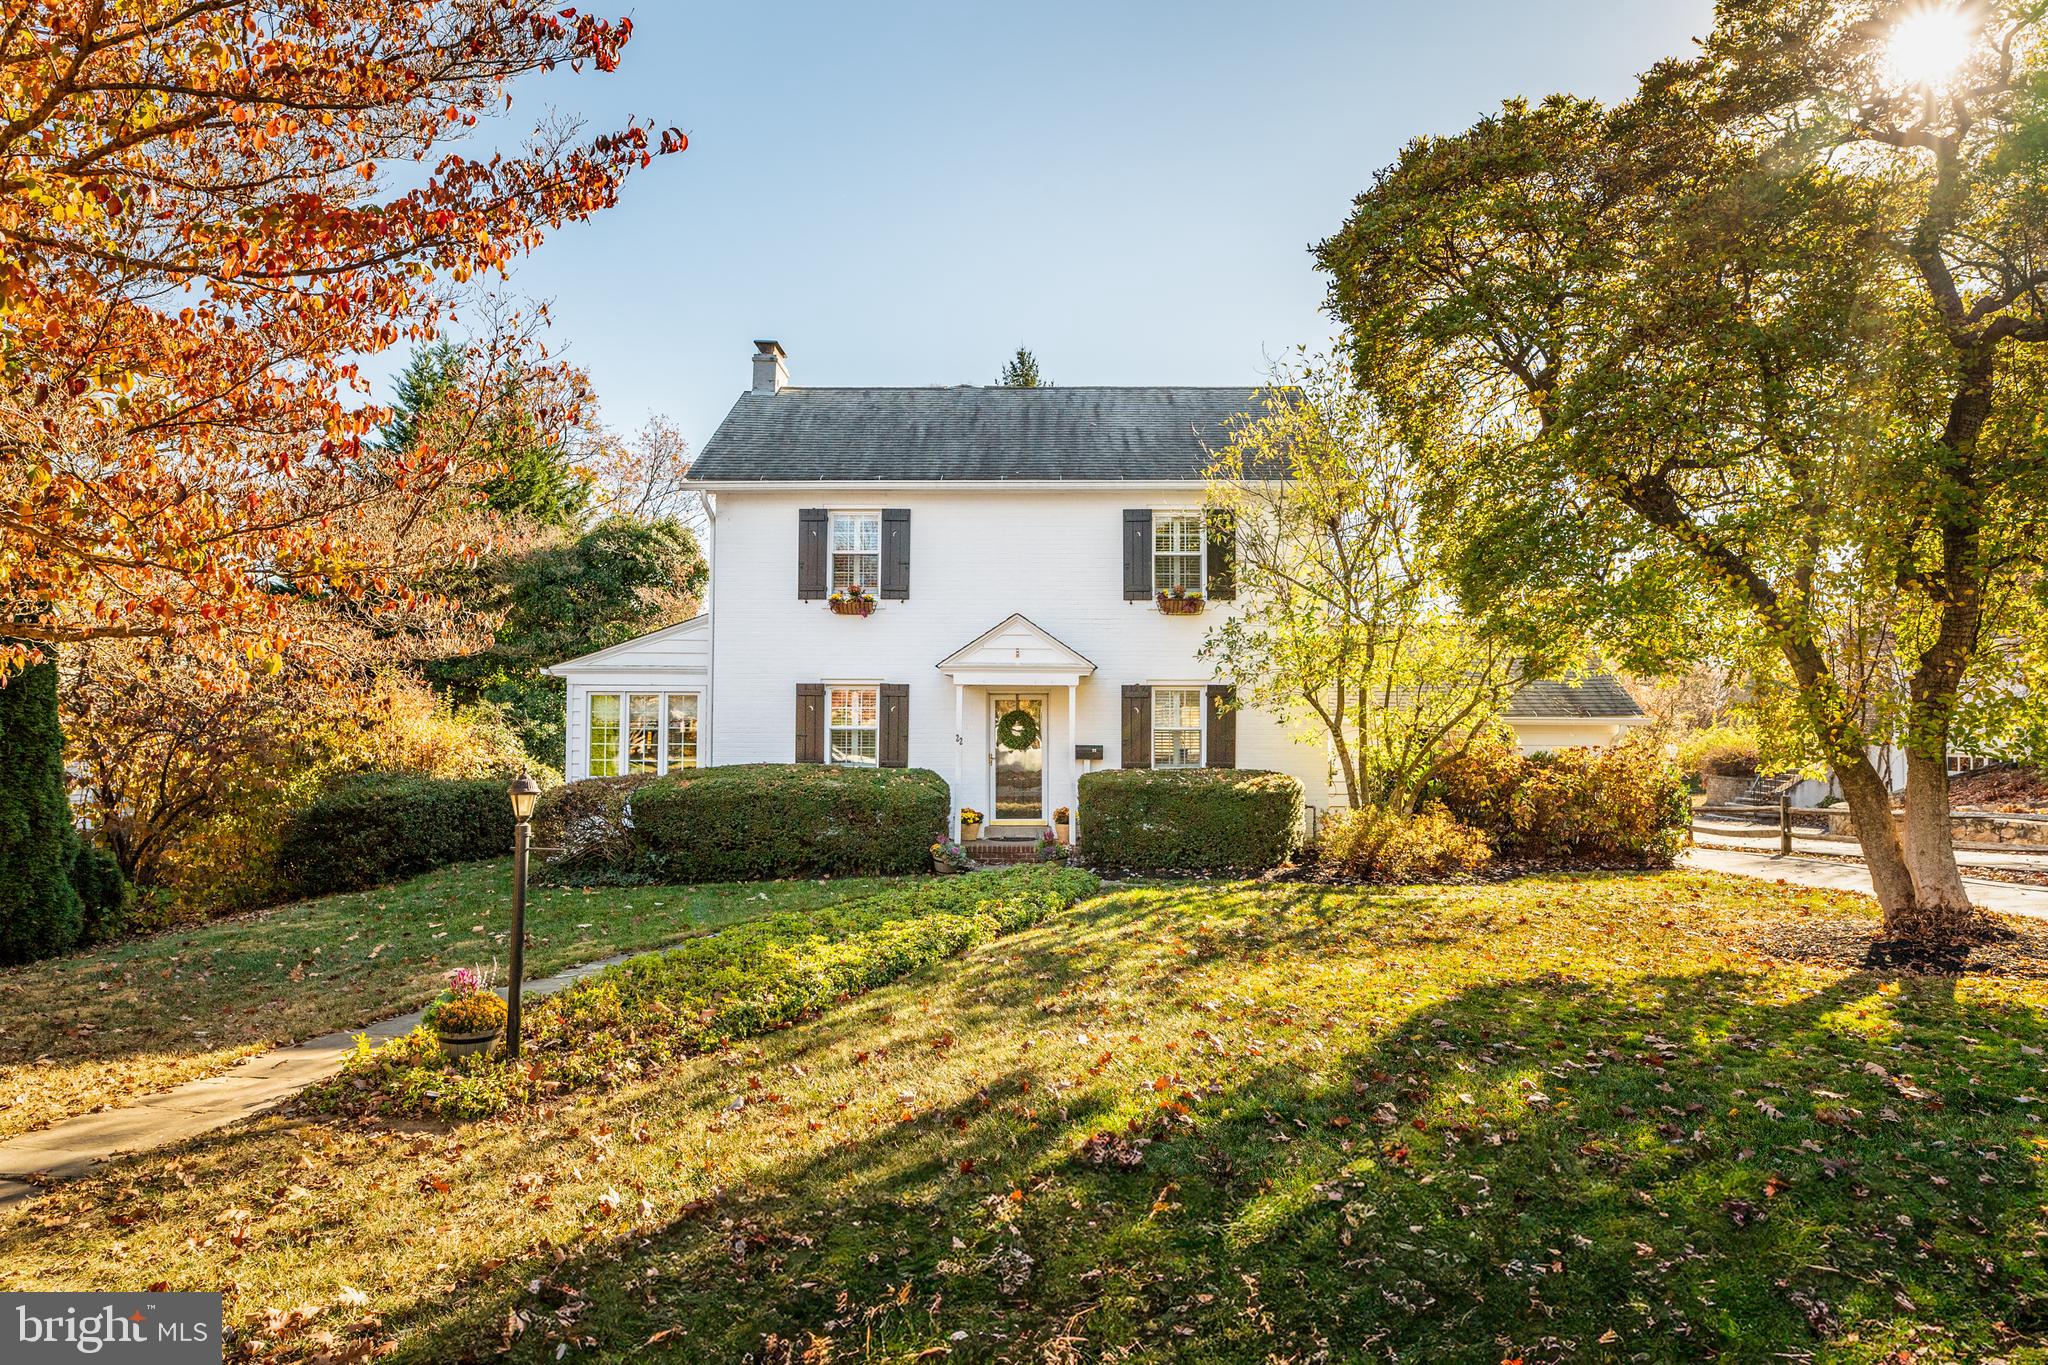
[277, 772, 511, 897]
[317, 864, 1100, 1119]
[1078, 768, 1302, 875]
[627, 764, 949, 881]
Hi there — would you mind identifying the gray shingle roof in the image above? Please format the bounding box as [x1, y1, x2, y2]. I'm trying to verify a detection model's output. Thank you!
[1504, 676, 1645, 719]
[687, 386, 1273, 482]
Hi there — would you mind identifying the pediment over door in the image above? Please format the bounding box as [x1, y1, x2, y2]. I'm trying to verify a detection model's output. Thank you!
[937, 614, 1097, 687]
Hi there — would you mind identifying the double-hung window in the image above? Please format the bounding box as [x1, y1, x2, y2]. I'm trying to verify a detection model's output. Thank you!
[1152, 687, 1204, 769]
[587, 691, 701, 777]
[828, 685, 880, 766]
[1153, 512, 1204, 594]
[831, 512, 881, 593]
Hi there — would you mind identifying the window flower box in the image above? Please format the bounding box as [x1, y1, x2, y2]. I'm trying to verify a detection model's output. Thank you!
[829, 584, 876, 617]
[1156, 589, 1204, 616]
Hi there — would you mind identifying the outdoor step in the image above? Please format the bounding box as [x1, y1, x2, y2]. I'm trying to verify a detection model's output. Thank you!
[965, 839, 1050, 865]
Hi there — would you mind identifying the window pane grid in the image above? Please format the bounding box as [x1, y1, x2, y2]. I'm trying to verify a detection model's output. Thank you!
[829, 685, 880, 767]
[1153, 513, 1204, 594]
[588, 692, 699, 777]
[831, 512, 881, 592]
[666, 694, 698, 769]
[589, 694, 620, 778]
[1152, 688, 1203, 769]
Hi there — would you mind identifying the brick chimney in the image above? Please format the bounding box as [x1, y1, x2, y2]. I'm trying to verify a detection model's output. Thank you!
[751, 340, 788, 394]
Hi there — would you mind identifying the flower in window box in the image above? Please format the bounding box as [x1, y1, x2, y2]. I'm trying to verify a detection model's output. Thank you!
[828, 583, 876, 617]
[1157, 585, 1205, 616]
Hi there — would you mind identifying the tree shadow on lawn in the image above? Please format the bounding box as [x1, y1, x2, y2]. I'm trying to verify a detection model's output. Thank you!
[394, 955, 2048, 1361]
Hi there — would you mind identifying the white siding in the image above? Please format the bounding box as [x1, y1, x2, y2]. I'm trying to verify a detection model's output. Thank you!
[706, 486, 1332, 820]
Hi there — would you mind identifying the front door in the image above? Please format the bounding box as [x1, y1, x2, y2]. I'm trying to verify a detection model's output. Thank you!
[989, 693, 1047, 826]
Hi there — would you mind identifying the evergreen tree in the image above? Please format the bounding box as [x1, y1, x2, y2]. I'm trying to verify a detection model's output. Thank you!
[0, 649, 83, 963]
[996, 347, 1046, 387]
[381, 343, 593, 529]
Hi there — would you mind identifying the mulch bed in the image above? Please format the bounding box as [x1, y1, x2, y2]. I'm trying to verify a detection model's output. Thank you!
[1724, 905, 2048, 978]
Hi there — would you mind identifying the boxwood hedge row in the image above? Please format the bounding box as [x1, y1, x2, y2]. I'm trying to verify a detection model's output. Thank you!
[277, 772, 511, 897]
[1078, 767, 1302, 875]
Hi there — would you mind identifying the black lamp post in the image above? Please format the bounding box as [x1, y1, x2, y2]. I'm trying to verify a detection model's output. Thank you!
[505, 773, 541, 1058]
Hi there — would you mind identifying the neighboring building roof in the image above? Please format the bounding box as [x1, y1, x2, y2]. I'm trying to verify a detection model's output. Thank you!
[686, 386, 1275, 483]
[1504, 675, 1645, 720]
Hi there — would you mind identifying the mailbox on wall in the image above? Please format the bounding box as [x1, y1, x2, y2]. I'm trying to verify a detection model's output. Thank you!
[1073, 743, 1104, 761]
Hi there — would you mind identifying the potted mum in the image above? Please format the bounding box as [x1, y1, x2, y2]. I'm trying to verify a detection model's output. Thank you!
[959, 807, 984, 841]
[931, 838, 972, 875]
[1052, 806, 1071, 844]
[1157, 585, 1204, 616]
[424, 966, 506, 1062]
[828, 583, 876, 617]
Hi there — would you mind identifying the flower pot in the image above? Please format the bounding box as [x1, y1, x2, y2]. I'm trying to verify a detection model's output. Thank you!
[437, 1029, 499, 1063]
[829, 598, 875, 617]
[961, 821, 983, 842]
[1054, 822, 1070, 845]
[933, 856, 968, 875]
[1156, 595, 1203, 616]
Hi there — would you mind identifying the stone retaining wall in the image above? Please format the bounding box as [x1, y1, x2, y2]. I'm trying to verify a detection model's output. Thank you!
[1820, 809, 2048, 849]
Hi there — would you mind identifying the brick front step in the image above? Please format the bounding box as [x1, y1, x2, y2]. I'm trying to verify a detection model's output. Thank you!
[965, 839, 1047, 865]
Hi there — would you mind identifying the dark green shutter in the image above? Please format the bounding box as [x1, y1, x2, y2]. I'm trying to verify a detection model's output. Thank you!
[795, 684, 824, 763]
[797, 509, 827, 600]
[880, 684, 909, 767]
[1121, 684, 1152, 768]
[880, 509, 911, 600]
[1123, 510, 1152, 601]
[1206, 509, 1236, 601]
[1205, 685, 1237, 768]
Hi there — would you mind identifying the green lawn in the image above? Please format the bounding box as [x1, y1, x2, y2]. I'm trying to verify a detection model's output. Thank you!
[0, 860, 903, 1140]
[7, 871, 2048, 1362]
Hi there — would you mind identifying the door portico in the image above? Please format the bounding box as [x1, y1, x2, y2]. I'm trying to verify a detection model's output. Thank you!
[937, 614, 1097, 841]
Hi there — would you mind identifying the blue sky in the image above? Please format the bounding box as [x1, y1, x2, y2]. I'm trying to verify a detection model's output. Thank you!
[462, 1, 1717, 450]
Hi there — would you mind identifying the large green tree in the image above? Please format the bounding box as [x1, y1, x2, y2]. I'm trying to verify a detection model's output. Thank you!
[425, 518, 704, 766]
[1319, 0, 2048, 943]
[1202, 350, 1551, 811]
[381, 341, 595, 530]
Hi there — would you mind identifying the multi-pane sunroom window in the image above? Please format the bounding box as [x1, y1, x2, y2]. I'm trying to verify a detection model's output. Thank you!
[587, 692, 701, 777]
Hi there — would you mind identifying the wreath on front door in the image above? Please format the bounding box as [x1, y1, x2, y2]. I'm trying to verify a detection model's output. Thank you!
[995, 707, 1040, 752]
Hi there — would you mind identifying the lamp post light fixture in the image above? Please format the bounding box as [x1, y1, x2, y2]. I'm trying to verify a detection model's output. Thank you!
[505, 772, 541, 1059]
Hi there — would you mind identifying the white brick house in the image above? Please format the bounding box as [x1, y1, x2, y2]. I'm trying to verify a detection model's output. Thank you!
[548, 342, 1646, 840]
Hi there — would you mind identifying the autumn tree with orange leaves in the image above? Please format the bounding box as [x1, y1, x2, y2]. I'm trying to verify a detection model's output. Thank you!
[0, 0, 684, 676]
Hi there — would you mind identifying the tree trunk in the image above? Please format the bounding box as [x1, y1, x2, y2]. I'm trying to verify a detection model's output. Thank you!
[1899, 748, 1988, 940]
[1831, 751, 1923, 933]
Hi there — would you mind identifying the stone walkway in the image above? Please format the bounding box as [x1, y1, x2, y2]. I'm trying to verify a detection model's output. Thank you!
[0, 946, 655, 1209]
[1684, 845, 2048, 920]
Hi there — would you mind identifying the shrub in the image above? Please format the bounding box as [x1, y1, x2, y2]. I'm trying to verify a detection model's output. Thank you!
[1678, 725, 1760, 779]
[0, 651, 84, 964]
[277, 772, 512, 897]
[1078, 768, 1301, 875]
[627, 764, 949, 881]
[1321, 803, 1493, 883]
[316, 865, 1100, 1120]
[70, 842, 134, 945]
[1429, 737, 1689, 868]
[531, 774, 657, 884]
